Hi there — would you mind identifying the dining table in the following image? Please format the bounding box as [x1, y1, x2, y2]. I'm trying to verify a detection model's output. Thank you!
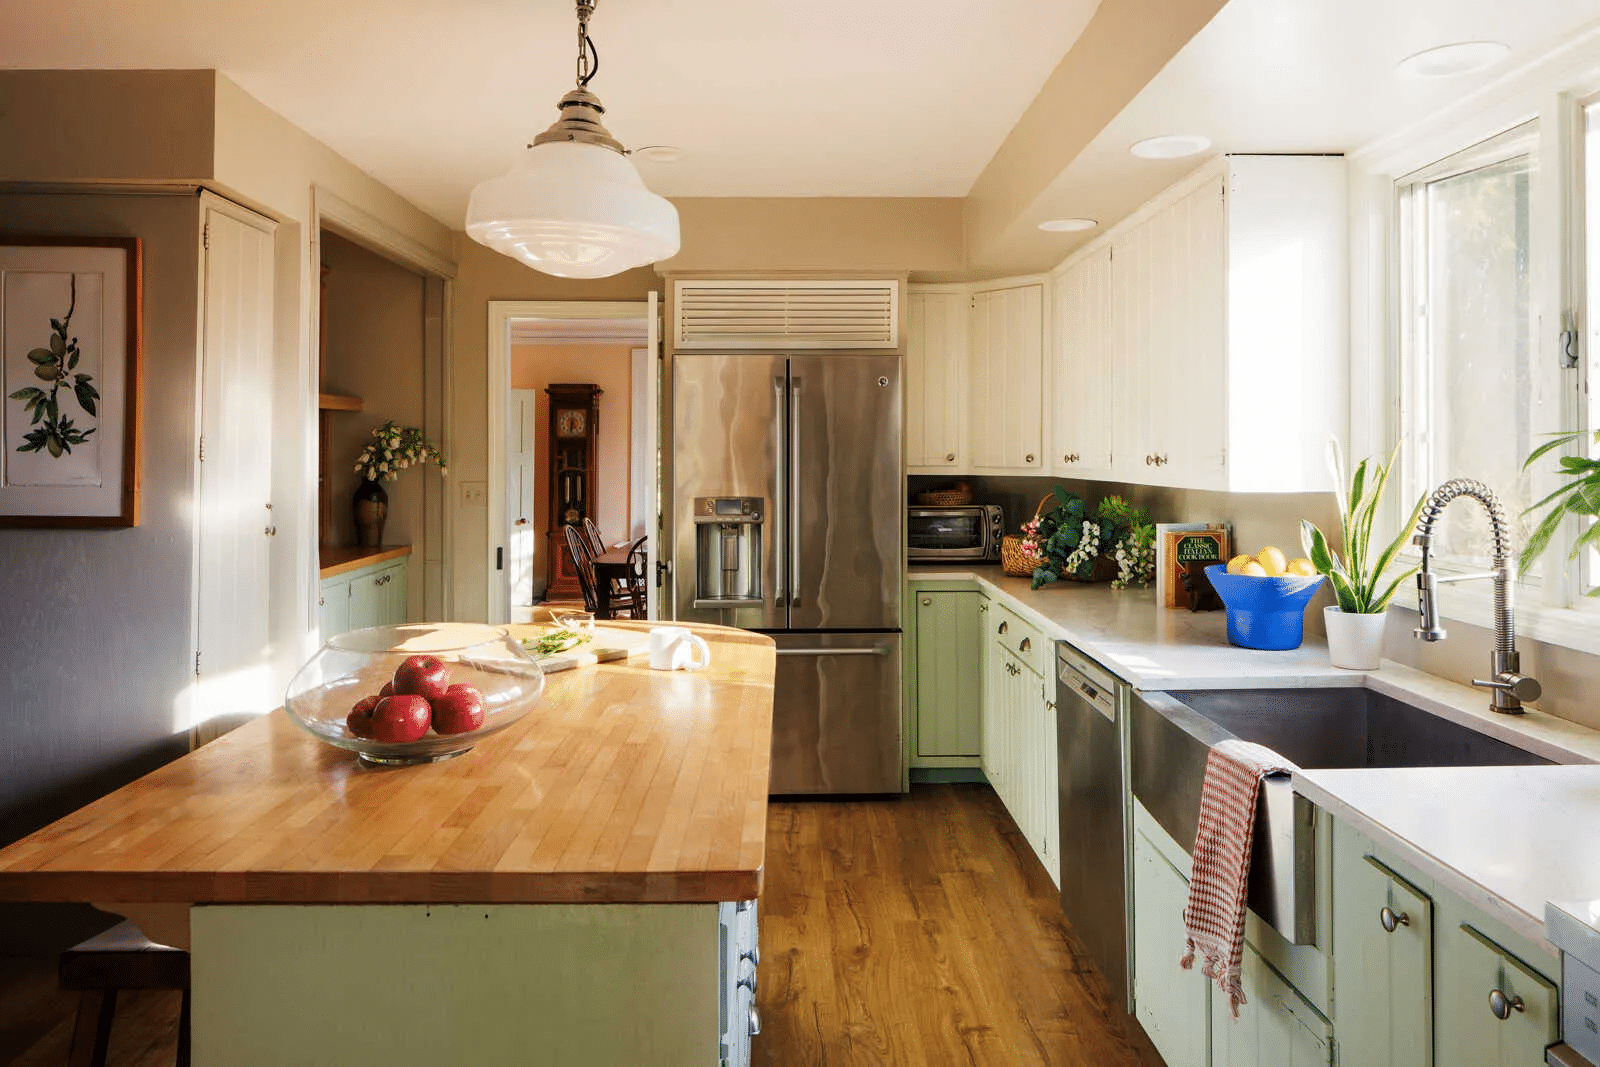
[591, 541, 640, 619]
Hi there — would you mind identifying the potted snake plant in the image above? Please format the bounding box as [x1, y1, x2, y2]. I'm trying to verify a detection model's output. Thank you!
[1300, 441, 1426, 670]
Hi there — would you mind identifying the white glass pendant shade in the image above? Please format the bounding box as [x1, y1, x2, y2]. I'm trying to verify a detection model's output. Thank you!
[466, 141, 680, 279]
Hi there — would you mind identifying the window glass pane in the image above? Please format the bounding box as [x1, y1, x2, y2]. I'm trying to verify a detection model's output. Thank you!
[1415, 151, 1552, 571]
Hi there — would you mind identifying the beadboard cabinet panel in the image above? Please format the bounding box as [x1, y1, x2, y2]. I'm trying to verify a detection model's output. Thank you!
[1050, 246, 1115, 479]
[911, 588, 983, 759]
[969, 281, 1045, 473]
[905, 287, 969, 473]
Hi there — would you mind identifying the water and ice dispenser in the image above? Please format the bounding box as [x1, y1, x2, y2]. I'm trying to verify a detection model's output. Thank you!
[692, 497, 764, 608]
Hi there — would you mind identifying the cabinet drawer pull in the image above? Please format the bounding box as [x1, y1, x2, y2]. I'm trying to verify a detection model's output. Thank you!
[1063, 453, 1079, 464]
[998, 621, 1008, 635]
[1488, 989, 1525, 1020]
[1379, 906, 1409, 933]
[1025, 453, 1035, 464]
[945, 452, 955, 462]
[1019, 637, 1032, 652]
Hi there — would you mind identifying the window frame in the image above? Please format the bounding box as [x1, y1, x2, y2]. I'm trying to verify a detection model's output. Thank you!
[1352, 54, 1600, 655]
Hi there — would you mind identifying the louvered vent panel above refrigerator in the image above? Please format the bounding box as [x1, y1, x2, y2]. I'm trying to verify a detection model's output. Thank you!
[673, 279, 901, 350]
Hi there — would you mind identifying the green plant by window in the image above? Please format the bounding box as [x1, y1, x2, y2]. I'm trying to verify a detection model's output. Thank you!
[1300, 442, 1425, 614]
[1518, 430, 1600, 585]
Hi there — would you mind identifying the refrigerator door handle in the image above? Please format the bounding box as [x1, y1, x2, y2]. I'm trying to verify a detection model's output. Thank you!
[789, 375, 802, 607]
[772, 374, 787, 607]
[775, 646, 892, 657]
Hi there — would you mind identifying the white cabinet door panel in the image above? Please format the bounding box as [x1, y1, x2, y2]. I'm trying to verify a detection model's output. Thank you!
[906, 288, 968, 471]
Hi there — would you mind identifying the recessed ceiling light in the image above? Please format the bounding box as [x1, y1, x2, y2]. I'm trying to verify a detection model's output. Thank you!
[1129, 134, 1212, 160]
[1396, 41, 1510, 78]
[1038, 218, 1099, 233]
[633, 145, 683, 163]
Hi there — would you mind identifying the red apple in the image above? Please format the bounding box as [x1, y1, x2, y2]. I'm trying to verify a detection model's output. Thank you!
[371, 694, 431, 743]
[346, 695, 380, 739]
[393, 655, 449, 702]
[378, 681, 394, 699]
[432, 684, 485, 735]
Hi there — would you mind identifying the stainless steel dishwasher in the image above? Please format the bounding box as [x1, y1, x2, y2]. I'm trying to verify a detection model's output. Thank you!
[1056, 641, 1133, 1011]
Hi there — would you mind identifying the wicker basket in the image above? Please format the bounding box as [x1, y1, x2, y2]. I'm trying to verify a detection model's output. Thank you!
[1005, 494, 1119, 583]
[916, 487, 974, 507]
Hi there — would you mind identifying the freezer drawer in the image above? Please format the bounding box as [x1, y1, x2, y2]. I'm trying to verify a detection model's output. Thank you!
[770, 632, 902, 795]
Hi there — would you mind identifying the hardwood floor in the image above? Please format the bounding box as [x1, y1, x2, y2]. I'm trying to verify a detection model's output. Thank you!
[0, 784, 1159, 1067]
[757, 784, 1162, 1067]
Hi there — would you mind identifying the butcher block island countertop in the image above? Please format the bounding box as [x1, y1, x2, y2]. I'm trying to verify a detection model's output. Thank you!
[0, 621, 776, 907]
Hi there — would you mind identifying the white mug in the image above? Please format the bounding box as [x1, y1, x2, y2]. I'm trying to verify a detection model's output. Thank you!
[649, 626, 711, 671]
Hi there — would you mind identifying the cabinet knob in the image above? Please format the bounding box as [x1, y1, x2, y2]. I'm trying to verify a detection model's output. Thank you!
[945, 452, 955, 462]
[998, 621, 1008, 635]
[1025, 453, 1035, 464]
[1156, 453, 1170, 467]
[1019, 637, 1032, 652]
[1145, 454, 1154, 466]
[1379, 906, 1410, 933]
[1063, 453, 1079, 464]
[921, 597, 932, 606]
[979, 604, 988, 613]
[1488, 989, 1525, 1020]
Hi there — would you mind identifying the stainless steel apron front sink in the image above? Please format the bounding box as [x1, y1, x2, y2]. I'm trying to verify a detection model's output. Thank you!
[1131, 685, 1552, 945]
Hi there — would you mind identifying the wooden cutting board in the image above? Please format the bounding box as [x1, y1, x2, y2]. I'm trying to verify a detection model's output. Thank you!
[526, 624, 653, 673]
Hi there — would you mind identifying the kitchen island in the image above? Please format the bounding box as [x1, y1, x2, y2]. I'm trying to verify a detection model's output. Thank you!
[0, 621, 774, 1067]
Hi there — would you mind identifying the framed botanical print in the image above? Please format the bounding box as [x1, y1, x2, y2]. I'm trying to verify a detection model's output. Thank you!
[0, 237, 142, 527]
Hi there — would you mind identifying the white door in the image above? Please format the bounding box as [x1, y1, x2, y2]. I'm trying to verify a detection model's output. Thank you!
[643, 290, 661, 620]
[508, 389, 538, 607]
[190, 193, 277, 737]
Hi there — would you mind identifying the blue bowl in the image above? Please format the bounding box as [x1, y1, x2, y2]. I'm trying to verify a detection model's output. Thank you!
[1203, 564, 1324, 651]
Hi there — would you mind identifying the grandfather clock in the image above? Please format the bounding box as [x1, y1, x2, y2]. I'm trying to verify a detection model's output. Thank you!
[545, 384, 602, 600]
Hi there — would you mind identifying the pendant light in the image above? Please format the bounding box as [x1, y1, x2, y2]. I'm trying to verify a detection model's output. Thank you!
[466, 0, 680, 279]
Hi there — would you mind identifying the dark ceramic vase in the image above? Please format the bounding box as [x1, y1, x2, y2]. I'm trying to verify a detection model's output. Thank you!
[353, 479, 388, 548]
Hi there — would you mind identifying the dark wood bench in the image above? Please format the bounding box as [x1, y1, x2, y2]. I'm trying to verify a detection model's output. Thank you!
[59, 920, 189, 1067]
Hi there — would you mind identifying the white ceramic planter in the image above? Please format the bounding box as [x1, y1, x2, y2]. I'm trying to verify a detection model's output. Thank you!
[1323, 606, 1387, 670]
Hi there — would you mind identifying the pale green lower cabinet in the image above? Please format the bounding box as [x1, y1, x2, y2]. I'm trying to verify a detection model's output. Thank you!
[1331, 817, 1559, 1067]
[1331, 838, 1433, 1067]
[912, 589, 983, 757]
[1133, 822, 1211, 1067]
[319, 557, 409, 638]
[1210, 944, 1331, 1067]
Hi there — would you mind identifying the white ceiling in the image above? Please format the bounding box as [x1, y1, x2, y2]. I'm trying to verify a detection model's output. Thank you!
[991, 0, 1600, 272]
[0, 0, 1099, 226]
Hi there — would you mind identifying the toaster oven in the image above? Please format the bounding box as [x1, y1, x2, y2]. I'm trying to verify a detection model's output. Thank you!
[908, 504, 1004, 562]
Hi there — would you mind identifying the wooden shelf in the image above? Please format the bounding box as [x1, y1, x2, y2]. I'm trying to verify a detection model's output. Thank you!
[318, 393, 364, 412]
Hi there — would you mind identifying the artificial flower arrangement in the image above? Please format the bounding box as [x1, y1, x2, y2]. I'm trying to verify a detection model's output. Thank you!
[354, 421, 448, 483]
[1021, 487, 1158, 591]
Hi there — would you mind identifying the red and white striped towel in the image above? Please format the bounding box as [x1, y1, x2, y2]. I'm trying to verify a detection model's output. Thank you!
[1180, 738, 1298, 1017]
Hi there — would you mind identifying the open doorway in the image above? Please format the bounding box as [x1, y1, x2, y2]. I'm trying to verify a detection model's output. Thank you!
[486, 299, 659, 624]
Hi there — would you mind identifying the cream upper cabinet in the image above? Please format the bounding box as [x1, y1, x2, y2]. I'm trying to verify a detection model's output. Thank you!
[1106, 155, 1347, 493]
[1050, 247, 1115, 479]
[905, 286, 969, 472]
[969, 279, 1045, 472]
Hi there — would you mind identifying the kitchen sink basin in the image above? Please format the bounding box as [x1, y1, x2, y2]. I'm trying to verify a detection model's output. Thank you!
[1131, 685, 1554, 946]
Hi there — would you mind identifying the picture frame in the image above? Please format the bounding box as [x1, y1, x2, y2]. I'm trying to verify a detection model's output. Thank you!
[0, 236, 142, 527]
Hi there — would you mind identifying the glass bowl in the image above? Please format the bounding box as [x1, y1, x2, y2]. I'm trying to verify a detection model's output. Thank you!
[285, 623, 544, 765]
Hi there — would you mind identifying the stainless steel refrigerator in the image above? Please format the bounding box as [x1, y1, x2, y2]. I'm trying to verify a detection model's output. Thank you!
[671, 352, 903, 795]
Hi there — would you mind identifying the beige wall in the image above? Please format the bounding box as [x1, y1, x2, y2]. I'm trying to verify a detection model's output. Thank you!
[320, 232, 435, 618]
[447, 236, 659, 621]
[662, 198, 964, 276]
[509, 345, 634, 599]
[0, 69, 214, 183]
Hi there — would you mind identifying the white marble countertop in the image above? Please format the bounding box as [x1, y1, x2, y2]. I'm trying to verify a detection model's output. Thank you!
[908, 564, 1600, 953]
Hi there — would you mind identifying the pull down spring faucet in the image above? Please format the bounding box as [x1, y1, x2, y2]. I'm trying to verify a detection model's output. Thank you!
[1412, 478, 1541, 714]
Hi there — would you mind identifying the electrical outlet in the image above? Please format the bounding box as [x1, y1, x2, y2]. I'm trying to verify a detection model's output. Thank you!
[462, 481, 488, 506]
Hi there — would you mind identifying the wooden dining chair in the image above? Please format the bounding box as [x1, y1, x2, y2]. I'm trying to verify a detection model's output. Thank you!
[582, 517, 607, 558]
[623, 536, 649, 618]
[562, 525, 600, 614]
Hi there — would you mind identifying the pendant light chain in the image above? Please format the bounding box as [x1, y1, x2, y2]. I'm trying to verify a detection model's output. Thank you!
[576, 1, 599, 88]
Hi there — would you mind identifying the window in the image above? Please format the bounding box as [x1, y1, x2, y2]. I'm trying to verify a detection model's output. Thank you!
[1397, 122, 1563, 580]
